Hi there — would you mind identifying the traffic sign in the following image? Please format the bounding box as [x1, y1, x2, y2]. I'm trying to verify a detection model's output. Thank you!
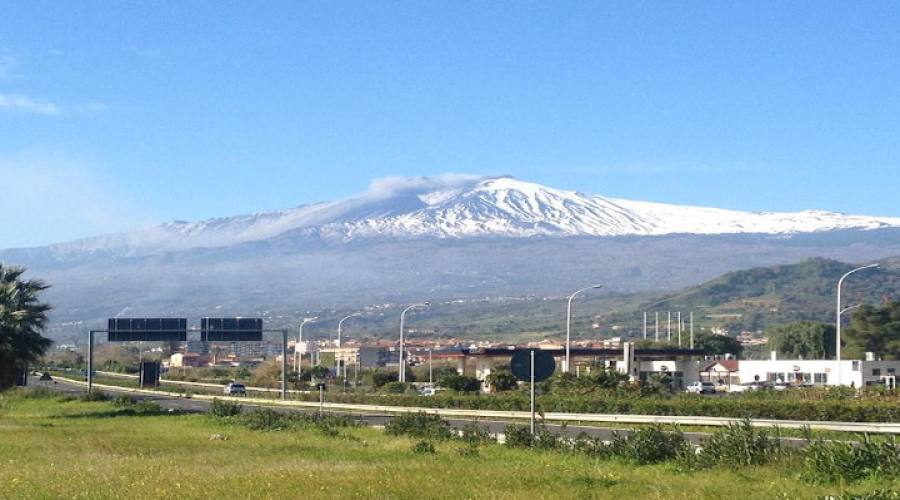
[510, 349, 556, 382]
[201, 317, 263, 341]
[107, 318, 187, 342]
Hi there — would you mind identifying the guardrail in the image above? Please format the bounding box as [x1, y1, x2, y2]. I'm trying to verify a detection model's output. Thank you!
[47, 375, 900, 434]
[92, 370, 312, 394]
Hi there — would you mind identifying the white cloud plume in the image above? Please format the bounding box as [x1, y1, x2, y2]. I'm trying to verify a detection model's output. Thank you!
[0, 93, 61, 115]
[363, 173, 486, 199]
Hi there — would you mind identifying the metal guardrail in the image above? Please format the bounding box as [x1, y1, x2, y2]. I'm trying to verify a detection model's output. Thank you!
[92, 370, 312, 394]
[50, 375, 900, 434]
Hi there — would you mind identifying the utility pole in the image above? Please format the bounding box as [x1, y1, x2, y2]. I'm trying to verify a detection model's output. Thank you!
[667, 311, 672, 342]
[690, 311, 694, 350]
[677, 311, 682, 347]
[643, 312, 647, 340]
[655, 312, 659, 342]
[281, 330, 287, 400]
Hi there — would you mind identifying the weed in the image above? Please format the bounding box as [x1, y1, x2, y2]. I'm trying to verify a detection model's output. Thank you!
[384, 412, 453, 440]
[412, 440, 436, 454]
[208, 399, 242, 418]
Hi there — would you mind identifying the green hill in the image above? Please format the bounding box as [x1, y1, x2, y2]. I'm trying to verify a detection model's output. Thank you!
[622, 257, 900, 334]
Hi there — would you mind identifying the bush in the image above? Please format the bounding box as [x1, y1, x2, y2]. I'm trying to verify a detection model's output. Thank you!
[113, 395, 135, 407]
[385, 412, 453, 440]
[412, 440, 435, 454]
[457, 443, 480, 457]
[609, 426, 690, 465]
[802, 436, 900, 484]
[239, 408, 289, 431]
[381, 381, 410, 394]
[208, 398, 242, 418]
[79, 391, 110, 402]
[504, 424, 533, 448]
[460, 422, 495, 445]
[439, 375, 481, 393]
[686, 420, 785, 469]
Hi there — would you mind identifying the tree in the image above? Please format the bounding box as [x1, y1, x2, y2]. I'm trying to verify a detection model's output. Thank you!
[767, 321, 835, 359]
[844, 301, 900, 360]
[485, 368, 519, 392]
[438, 374, 481, 392]
[693, 333, 743, 357]
[0, 265, 52, 389]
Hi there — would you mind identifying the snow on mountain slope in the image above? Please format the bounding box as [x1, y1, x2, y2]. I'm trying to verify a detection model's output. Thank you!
[17, 175, 900, 259]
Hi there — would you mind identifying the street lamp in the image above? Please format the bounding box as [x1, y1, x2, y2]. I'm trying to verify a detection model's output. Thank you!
[337, 313, 361, 349]
[836, 264, 878, 383]
[296, 317, 317, 373]
[399, 302, 429, 383]
[565, 284, 603, 373]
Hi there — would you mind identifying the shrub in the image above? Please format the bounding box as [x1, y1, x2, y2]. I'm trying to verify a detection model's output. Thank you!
[609, 426, 690, 465]
[113, 395, 135, 407]
[381, 381, 410, 394]
[239, 408, 289, 431]
[457, 443, 480, 457]
[79, 391, 110, 402]
[687, 420, 785, 469]
[460, 422, 495, 445]
[385, 412, 452, 440]
[802, 436, 900, 484]
[412, 440, 435, 454]
[132, 400, 163, 414]
[504, 424, 533, 448]
[439, 375, 481, 393]
[208, 398, 242, 418]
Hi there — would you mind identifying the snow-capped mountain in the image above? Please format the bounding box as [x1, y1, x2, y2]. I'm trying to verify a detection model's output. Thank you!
[20, 175, 900, 259]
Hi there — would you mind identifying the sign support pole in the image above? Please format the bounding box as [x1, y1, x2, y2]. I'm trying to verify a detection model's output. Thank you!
[87, 330, 95, 393]
[530, 349, 536, 436]
[281, 329, 288, 400]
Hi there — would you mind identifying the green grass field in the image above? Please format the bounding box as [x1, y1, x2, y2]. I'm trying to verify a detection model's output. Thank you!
[1, 390, 897, 499]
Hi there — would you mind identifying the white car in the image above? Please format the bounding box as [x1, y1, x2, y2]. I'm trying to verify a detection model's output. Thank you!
[728, 381, 768, 393]
[685, 381, 716, 394]
[223, 382, 247, 396]
[419, 386, 437, 397]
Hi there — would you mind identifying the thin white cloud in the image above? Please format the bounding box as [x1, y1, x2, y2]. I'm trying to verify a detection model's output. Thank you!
[0, 93, 61, 115]
[364, 173, 485, 199]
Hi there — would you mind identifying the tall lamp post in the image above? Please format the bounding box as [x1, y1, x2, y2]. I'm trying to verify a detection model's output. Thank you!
[565, 285, 602, 373]
[836, 264, 878, 383]
[337, 313, 361, 349]
[399, 302, 429, 383]
[296, 317, 317, 373]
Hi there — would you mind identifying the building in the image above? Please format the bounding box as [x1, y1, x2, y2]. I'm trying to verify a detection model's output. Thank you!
[737, 356, 900, 388]
[700, 359, 740, 387]
[168, 353, 208, 368]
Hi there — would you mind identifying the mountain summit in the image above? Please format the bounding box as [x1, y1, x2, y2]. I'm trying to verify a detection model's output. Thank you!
[13, 175, 900, 259]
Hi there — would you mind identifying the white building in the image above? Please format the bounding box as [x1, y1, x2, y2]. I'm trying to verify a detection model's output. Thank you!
[738, 356, 899, 388]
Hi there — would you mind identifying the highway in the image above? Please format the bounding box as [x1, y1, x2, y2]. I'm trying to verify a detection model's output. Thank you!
[33, 376, 824, 447]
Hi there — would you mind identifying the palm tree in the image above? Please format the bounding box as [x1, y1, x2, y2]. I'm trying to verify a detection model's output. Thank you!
[0, 264, 52, 389]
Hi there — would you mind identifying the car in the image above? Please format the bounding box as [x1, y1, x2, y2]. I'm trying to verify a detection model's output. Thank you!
[685, 381, 716, 394]
[772, 381, 793, 391]
[223, 382, 247, 396]
[419, 386, 437, 396]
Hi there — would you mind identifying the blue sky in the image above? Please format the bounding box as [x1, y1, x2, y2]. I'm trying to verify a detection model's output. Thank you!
[2, 2, 899, 247]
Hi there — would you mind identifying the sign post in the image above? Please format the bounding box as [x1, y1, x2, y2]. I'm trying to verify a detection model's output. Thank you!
[510, 349, 556, 436]
[530, 350, 536, 435]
